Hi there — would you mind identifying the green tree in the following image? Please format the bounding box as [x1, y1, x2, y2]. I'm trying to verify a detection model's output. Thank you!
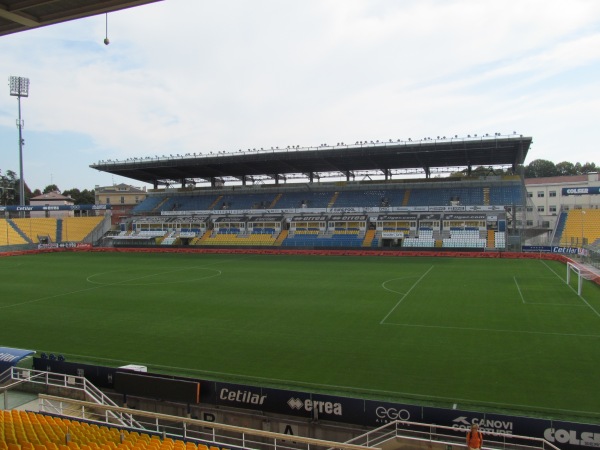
[0, 172, 16, 205]
[580, 162, 598, 174]
[62, 188, 96, 205]
[524, 159, 558, 178]
[62, 188, 80, 202]
[43, 184, 60, 194]
[79, 189, 96, 204]
[0, 169, 31, 205]
[555, 161, 576, 176]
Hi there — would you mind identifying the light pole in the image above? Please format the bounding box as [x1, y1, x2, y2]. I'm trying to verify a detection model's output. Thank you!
[9, 76, 30, 208]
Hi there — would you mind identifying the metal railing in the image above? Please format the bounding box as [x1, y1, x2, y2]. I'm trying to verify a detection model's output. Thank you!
[4, 370, 562, 450]
[345, 420, 561, 450]
[38, 395, 376, 450]
[0, 367, 143, 429]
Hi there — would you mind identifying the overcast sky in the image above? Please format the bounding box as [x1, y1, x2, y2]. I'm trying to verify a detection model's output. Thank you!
[1, 0, 599, 192]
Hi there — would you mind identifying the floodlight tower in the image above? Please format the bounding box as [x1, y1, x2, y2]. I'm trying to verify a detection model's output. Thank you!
[9, 76, 30, 208]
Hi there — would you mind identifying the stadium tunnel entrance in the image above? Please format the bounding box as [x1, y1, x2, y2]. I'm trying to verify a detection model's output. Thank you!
[0, 346, 35, 373]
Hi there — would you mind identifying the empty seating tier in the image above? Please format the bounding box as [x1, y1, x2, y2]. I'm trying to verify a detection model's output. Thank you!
[0, 410, 225, 450]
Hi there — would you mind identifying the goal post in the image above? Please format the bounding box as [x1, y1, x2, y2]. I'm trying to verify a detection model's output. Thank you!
[567, 262, 583, 296]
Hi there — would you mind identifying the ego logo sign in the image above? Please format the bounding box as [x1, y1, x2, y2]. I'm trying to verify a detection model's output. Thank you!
[375, 406, 411, 421]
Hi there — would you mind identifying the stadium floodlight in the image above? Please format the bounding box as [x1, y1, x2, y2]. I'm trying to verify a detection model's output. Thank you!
[9, 76, 29, 97]
[9, 76, 30, 209]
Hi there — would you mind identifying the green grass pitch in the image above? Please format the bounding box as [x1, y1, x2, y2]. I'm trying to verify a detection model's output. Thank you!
[1, 252, 599, 422]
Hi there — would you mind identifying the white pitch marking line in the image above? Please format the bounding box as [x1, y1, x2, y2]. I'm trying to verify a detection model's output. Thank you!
[381, 276, 420, 296]
[380, 265, 434, 325]
[514, 276, 526, 304]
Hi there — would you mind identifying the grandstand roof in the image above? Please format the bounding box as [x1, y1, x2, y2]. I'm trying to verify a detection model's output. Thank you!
[0, 0, 162, 37]
[90, 135, 531, 187]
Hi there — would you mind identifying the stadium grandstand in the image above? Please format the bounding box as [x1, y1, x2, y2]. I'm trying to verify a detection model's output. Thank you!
[88, 135, 532, 252]
[3, 133, 599, 265]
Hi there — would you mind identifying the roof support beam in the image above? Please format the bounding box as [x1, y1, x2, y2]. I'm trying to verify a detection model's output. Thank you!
[0, 4, 40, 26]
[5, 0, 57, 10]
[0, 0, 162, 37]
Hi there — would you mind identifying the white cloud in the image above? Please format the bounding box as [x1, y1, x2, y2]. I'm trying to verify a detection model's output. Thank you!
[1, 0, 600, 190]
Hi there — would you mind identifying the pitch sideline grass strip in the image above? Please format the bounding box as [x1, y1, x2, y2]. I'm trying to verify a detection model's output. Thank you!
[55, 349, 600, 419]
[380, 321, 600, 338]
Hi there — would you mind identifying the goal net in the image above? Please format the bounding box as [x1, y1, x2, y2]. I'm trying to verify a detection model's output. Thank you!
[566, 262, 600, 296]
[567, 262, 584, 296]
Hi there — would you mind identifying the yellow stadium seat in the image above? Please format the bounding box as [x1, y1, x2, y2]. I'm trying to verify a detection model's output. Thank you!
[62, 217, 104, 242]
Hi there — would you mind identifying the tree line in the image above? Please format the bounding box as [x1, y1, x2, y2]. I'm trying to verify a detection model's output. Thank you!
[0, 169, 95, 206]
[523, 159, 598, 178]
[448, 159, 597, 178]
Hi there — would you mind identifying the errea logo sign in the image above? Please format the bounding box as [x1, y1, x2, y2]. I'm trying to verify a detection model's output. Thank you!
[287, 397, 342, 415]
[287, 398, 303, 410]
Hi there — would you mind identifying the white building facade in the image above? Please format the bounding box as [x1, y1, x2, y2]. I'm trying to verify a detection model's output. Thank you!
[525, 173, 600, 229]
